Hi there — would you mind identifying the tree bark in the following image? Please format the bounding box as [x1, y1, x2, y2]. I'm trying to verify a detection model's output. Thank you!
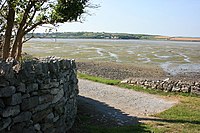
[3, 2, 15, 59]
[11, 1, 34, 58]
[16, 36, 23, 60]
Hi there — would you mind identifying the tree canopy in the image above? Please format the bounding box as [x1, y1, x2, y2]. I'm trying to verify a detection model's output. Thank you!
[0, 0, 92, 60]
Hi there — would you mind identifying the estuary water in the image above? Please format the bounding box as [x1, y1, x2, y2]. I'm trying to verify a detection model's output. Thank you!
[24, 38, 200, 75]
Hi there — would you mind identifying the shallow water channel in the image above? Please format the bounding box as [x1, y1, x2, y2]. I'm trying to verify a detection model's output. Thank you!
[24, 39, 200, 76]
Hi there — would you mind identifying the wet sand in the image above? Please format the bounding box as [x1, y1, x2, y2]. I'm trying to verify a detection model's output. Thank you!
[77, 61, 200, 82]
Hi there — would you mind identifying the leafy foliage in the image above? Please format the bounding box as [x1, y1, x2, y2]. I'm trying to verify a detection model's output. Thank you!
[0, 0, 93, 59]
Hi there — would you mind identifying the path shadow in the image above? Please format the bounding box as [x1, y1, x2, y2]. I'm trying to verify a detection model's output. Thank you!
[78, 95, 139, 126]
[69, 95, 152, 133]
[70, 95, 200, 133]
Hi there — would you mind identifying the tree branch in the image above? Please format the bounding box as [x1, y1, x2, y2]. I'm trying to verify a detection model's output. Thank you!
[22, 29, 35, 43]
[0, 1, 7, 20]
[23, 1, 46, 30]
[0, 0, 6, 11]
[25, 20, 46, 34]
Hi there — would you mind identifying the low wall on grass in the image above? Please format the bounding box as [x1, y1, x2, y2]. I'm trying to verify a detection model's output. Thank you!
[121, 78, 200, 95]
[0, 57, 78, 133]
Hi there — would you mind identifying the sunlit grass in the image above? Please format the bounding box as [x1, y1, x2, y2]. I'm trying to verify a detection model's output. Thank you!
[77, 73, 200, 133]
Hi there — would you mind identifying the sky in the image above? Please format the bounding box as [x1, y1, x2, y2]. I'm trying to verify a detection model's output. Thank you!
[36, 0, 200, 37]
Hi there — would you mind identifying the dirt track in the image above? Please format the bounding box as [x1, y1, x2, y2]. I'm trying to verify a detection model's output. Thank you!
[77, 79, 178, 126]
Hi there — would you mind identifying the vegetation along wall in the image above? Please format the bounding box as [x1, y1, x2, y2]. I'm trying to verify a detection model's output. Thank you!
[0, 57, 78, 133]
[122, 78, 200, 95]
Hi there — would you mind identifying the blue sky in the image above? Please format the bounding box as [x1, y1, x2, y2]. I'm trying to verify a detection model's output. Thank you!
[37, 0, 200, 37]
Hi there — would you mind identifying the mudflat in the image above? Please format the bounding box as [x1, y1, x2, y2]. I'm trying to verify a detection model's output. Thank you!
[77, 61, 200, 82]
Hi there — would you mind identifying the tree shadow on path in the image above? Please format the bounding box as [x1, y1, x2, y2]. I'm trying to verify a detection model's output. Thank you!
[69, 95, 152, 133]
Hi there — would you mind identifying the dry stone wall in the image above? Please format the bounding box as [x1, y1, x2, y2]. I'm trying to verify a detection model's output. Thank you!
[121, 78, 200, 95]
[0, 57, 78, 133]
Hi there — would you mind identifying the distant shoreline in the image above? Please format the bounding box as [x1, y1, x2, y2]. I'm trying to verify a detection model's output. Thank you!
[30, 37, 200, 43]
[27, 32, 200, 42]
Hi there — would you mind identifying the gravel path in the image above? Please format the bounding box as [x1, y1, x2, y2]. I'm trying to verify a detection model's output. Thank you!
[78, 79, 178, 125]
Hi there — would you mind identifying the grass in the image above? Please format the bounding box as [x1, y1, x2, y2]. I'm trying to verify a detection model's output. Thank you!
[77, 73, 200, 133]
[78, 73, 120, 85]
[147, 96, 200, 133]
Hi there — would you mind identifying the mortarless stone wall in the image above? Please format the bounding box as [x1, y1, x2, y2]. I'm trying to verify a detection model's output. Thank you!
[0, 57, 78, 133]
[121, 78, 200, 95]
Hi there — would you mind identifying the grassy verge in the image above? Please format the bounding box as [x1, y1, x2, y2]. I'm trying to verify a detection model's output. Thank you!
[78, 73, 120, 85]
[77, 73, 200, 133]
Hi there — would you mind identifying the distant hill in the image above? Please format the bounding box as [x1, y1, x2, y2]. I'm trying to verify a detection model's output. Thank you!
[27, 32, 200, 42]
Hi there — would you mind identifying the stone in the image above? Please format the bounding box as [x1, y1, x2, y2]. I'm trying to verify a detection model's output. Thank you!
[53, 116, 59, 123]
[32, 109, 51, 123]
[42, 123, 55, 132]
[33, 102, 51, 113]
[4, 67, 15, 80]
[0, 117, 12, 131]
[22, 126, 36, 133]
[45, 113, 54, 123]
[31, 92, 38, 96]
[39, 95, 53, 104]
[50, 88, 59, 95]
[52, 88, 64, 104]
[27, 83, 38, 93]
[13, 111, 32, 123]
[34, 63, 43, 76]
[172, 86, 181, 92]
[60, 60, 71, 70]
[43, 82, 60, 89]
[0, 86, 16, 97]
[44, 79, 51, 84]
[17, 83, 26, 93]
[34, 123, 41, 131]
[59, 60, 66, 70]
[162, 83, 170, 92]
[63, 83, 69, 92]
[50, 82, 60, 88]
[163, 78, 170, 82]
[38, 89, 51, 94]
[59, 78, 65, 84]
[0, 99, 5, 108]
[21, 96, 39, 111]
[22, 94, 30, 99]
[70, 73, 78, 84]
[0, 78, 9, 87]
[0, 58, 78, 133]
[181, 85, 190, 93]
[1, 105, 20, 117]
[54, 103, 64, 115]
[120, 79, 128, 84]
[43, 84, 50, 89]
[73, 84, 79, 95]
[48, 61, 57, 75]
[71, 60, 76, 69]
[9, 122, 26, 133]
[41, 62, 49, 75]
[191, 86, 200, 95]
[19, 69, 35, 83]
[4, 93, 22, 105]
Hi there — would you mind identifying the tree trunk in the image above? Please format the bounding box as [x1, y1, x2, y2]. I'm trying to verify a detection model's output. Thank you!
[11, 32, 23, 58]
[11, 1, 34, 59]
[3, 2, 15, 59]
[16, 35, 23, 60]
